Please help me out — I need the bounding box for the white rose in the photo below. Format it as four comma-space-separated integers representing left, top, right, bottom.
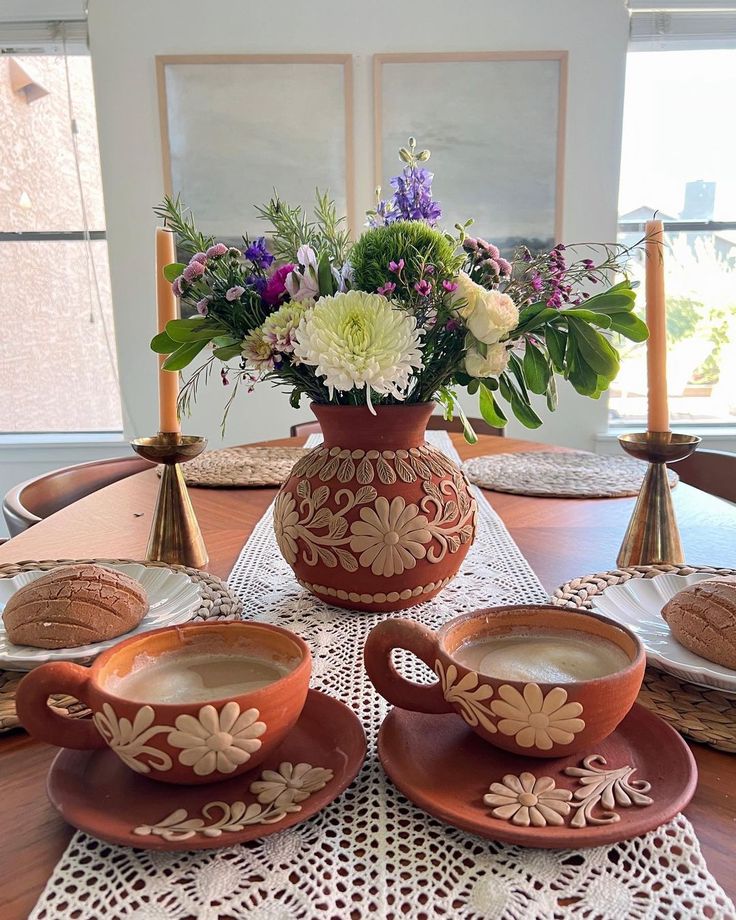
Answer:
465, 343, 510, 379
452, 271, 519, 345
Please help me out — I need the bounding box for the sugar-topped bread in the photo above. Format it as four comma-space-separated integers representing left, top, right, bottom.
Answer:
661, 576, 736, 670
3, 564, 148, 649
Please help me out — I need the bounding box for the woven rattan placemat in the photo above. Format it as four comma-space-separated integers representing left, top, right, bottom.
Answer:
158, 446, 308, 488
463, 450, 679, 498
0, 559, 243, 733
553, 563, 736, 753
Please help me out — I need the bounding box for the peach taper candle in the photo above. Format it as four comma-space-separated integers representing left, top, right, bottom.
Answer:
155, 227, 180, 434
645, 220, 669, 433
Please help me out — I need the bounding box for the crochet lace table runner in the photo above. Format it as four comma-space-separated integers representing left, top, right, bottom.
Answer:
30, 433, 733, 920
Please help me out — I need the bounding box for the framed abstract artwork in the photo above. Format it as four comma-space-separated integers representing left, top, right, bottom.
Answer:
374, 52, 567, 254
157, 54, 355, 240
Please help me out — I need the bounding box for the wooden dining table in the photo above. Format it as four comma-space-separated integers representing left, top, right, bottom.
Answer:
1, 433, 734, 918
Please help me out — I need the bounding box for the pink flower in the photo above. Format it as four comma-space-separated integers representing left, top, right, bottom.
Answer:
425, 264, 435, 275
206, 243, 228, 259
221, 368, 230, 386
478, 239, 500, 260
262, 264, 295, 306
377, 281, 396, 296
225, 286, 245, 302
388, 259, 405, 273
183, 261, 205, 282
196, 297, 210, 316
414, 280, 432, 297
191, 252, 208, 264
172, 277, 185, 297
497, 258, 512, 276
442, 280, 458, 293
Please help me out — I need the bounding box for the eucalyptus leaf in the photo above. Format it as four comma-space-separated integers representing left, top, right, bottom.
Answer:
561, 308, 613, 329
479, 383, 507, 428
508, 353, 531, 403
545, 325, 567, 372
509, 389, 542, 428
162, 339, 209, 371
609, 312, 650, 342
522, 340, 551, 395
163, 262, 186, 283
213, 344, 243, 361
567, 318, 620, 378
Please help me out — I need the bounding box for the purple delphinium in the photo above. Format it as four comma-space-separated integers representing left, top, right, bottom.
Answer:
246, 274, 268, 297
369, 164, 442, 227
244, 237, 275, 270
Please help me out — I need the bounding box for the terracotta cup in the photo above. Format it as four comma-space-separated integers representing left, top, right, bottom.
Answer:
16, 621, 311, 784
364, 605, 645, 758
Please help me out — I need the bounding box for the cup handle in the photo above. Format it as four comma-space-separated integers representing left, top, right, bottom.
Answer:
16, 661, 106, 750
364, 618, 453, 714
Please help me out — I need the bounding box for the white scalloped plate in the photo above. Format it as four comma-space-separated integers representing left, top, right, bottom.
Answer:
0, 564, 201, 670
589, 573, 736, 694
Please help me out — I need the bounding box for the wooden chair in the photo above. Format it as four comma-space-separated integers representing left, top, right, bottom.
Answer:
3, 456, 153, 538
290, 416, 505, 439
669, 449, 736, 504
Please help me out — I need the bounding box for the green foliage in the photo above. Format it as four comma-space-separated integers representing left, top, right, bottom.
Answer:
154, 196, 213, 256
351, 221, 463, 295
256, 189, 352, 266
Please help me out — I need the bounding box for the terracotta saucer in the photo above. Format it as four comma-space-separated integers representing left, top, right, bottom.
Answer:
47, 690, 366, 851
378, 703, 696, 849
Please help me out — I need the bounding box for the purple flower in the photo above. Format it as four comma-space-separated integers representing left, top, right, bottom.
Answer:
582, 258, 595, 269
371, 164, 442, 226
531, 273, 544, 292
225, 286, 245, 302
445, 319, 461, 332
442, 280, 458, 293
191, 252, 208, 264
183, 261, 205, 282
244, 237, 274, 270
414, 280, 432, 297
246, 274, 267, 296
171, 277, 185, 297
206, 243, 228, 259
377, 281, 396, 296
221, 368, 230, 386
483, 259, 500, 276
388, 259, 405, 273
196, 297, 210, 316
462, 237, 479, 252
424, 264, 435, 275
262, 264, 295, 306
497, 258, 512, 276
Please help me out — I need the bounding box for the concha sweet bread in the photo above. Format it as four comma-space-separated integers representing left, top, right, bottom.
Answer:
661, 576, 736, 670
3, 564, 148, 649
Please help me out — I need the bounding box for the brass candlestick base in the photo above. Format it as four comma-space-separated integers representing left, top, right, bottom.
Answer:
131, 433, 208, 569
616, 431, 700, 567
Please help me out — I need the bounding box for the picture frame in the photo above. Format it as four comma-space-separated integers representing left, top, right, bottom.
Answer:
373, 52, 568, 253
156, 54, 355, 241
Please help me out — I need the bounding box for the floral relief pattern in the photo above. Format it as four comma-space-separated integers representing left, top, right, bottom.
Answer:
169, 702, 267, 776
564, 754, 654, 828
434, 660, 496, 733
483, 772, 572, 827
132, 761, 334, 842
490, 683, 585, 750
484, 756, 653, 830
275, 443, 476, 581
93, 703, 173, 774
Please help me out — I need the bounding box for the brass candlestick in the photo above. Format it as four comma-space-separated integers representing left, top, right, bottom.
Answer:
616, 431, 700, 567
131, 433, 208, 568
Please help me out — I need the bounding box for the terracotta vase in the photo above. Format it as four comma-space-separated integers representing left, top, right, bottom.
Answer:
274, 402, 477, 612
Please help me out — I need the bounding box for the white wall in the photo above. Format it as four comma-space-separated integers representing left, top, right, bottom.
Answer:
87, 0, 630, 451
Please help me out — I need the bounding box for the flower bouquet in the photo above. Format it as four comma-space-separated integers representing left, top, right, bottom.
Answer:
152, 137, 646, 611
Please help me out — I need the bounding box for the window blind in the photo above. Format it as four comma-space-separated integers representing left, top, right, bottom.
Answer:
629, 1, 736, 48
0, 20, 88, 55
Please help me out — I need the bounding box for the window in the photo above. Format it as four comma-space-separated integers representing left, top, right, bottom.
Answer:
0, 45, 122, 433
610, 41, 736, 427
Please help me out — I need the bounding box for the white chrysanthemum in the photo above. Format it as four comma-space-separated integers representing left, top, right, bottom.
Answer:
293, 291, 423, 411
242, 329, 277, 371
452, 271, 519, 345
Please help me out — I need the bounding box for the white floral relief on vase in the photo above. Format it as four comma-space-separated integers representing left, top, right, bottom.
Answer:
483, 756, 653, 830
483, 772, 572, 827
133, 761, 334, 841
434, 660, 496, 733
490, 683, 585, 750
563, 754, 653, 828
93, 703, 173, 774
275, 445, 476, 577
169, 701, 267, 776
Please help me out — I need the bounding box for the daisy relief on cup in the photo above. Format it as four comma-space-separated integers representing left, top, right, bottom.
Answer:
168, 701, 267, 776
490, 684, 585, 750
